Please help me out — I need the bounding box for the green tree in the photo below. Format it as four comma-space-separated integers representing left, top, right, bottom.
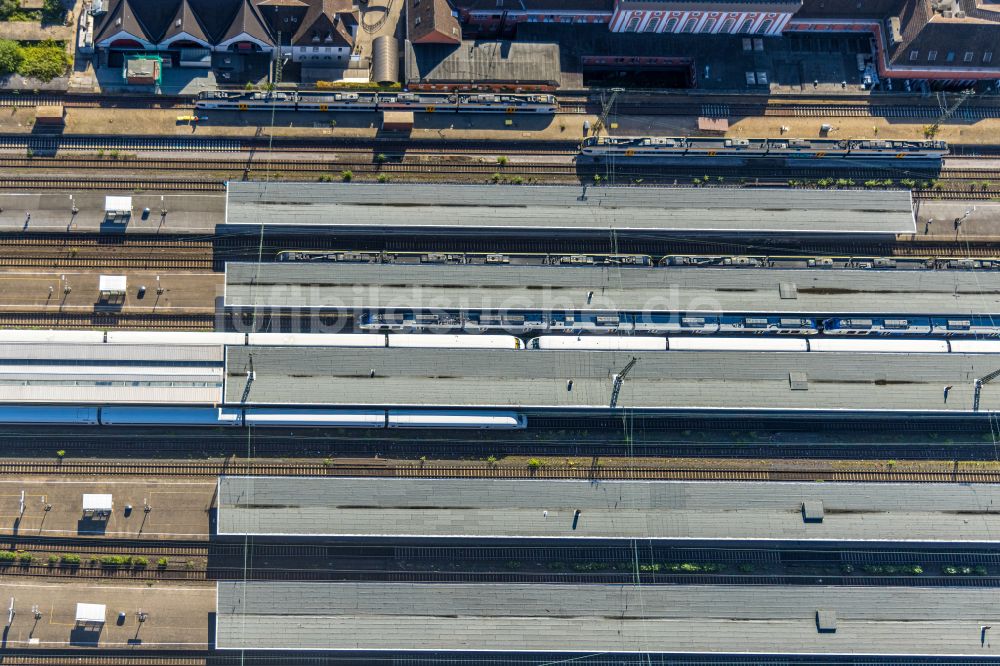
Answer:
0, 39, 23, 75
19, 43, 70, 82
42, 0, 66, 23
0, 0, 19, 19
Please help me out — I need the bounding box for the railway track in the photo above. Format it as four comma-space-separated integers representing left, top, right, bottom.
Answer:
0, 94, 194, 110
0, 460, 996, 482
0, 176, 225, 191
0, 536, 207, 557
0, 312, 215, 329
0, 236, 213, 267
0, 134, 579, 155
0, 657, 206, 666
8, 155, 998, 179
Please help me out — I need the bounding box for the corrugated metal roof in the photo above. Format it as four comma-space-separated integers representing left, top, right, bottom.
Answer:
224, 346, 997, 412
216, 582, 1000, 655
404, 40, 561, 84
224, 262, 1000, 314
0, 343, 223, 363
217, 477, 1000, 541
0, 342, 224, 405
225, 182, 915, 234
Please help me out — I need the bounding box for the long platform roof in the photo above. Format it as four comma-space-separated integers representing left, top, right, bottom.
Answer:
224, 182, 915, 234
225, 346, 999, 412
0, 342, 223, 404
217, 477, 1000, 542
223, 263, 1000, 315
216, 582, 1000, 655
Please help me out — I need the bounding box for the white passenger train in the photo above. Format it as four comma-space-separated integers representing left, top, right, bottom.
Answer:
0, 329, 994, 429
526, 335, 998, 353
0, 406, 527, 429
195, 90, 558, 114
4, 327, 999, 353
0, 330, 522, 349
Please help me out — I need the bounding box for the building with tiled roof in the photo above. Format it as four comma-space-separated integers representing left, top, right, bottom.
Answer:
289, 0, 359, 65
95, 0, 275, 51
93, 0, 362, 67
406, 0, 462, 44
160, 0, 212, 50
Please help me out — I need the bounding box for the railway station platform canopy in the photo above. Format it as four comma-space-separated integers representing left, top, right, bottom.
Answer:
223, 182, 916, 237
216, 581, 1000, 657
225, 346, 1000, 413
216, 477, 1000, 544
224, 262, 1000, 315
0, 340, 223, 404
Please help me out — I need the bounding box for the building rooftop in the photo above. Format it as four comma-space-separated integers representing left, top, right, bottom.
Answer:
216, 581, 1000, 655
217, 477, 1000, 542
224, 262, 1000, 315
406, 0, 462, 44
224, 183, 915, 235
224, 346, 999, 412
404, 40, 562, 85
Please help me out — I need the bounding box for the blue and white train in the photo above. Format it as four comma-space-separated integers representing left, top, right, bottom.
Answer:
195, 90, 557, 114
0, 406, 526, 429
1, 325, 1000, 428
580, 136, 948, 166
359, 311, 1000, 337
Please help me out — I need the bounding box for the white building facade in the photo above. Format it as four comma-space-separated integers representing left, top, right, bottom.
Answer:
609, 2, 800, 35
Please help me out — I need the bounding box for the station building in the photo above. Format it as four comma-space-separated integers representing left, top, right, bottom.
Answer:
90, 0, 360, 69
406, 0, 1000, 87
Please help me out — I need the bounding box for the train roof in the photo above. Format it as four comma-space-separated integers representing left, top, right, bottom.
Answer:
586, 136, 948, 151
224, 262, 1000, 316
216, 581, 1000, 656
224, 346, 1000, 413
224, 182, 915, 236
217, 476, 1000, 543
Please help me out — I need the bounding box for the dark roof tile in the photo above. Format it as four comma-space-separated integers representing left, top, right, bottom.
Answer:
408, 0, 462, 44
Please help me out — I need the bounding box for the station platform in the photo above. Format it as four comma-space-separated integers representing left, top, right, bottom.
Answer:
0, 191, 225, 235
0, 478, 214, 540
0, 270, 218, 314
0, 580, 212, 649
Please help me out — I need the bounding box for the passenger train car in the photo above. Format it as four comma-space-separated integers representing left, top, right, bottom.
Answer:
580, 136, 948, 167
359, 312, 1000, 337
526, 335, 1000, 354
0, 406, 527, 429
0, 328, 999, 428
196, 90, 557, 114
